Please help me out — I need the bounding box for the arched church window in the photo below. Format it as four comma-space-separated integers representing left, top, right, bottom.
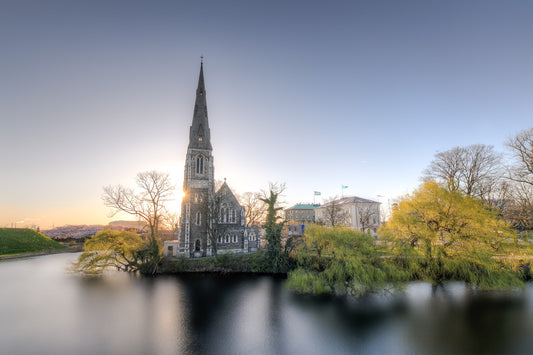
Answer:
195, 239, 201, 252
196, 155, 204, 174
227, 208, 233, 223
221, 204, 228, 223
195, 212, 201, 226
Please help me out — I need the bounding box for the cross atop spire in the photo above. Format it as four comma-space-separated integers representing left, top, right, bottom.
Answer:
188, 60, 212, 150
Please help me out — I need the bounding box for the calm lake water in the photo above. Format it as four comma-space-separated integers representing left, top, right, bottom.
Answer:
1, 253, 533, 355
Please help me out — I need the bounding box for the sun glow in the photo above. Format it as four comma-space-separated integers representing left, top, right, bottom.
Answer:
166, 188, 185, 218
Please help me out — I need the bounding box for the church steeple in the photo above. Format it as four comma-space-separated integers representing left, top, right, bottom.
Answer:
189, 59, 212, 150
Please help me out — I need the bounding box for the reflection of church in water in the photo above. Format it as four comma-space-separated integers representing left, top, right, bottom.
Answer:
164, 61, 260, 258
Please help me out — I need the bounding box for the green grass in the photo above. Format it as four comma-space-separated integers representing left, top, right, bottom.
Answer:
0, 228, 66, 256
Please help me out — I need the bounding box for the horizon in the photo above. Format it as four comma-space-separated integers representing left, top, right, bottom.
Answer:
2, 0, 533, 229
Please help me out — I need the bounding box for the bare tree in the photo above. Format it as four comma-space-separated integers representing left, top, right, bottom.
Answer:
422, 146, 464, 191
260, 182, 286, 220
423, 144, 503, 201
506, 127, 533, 186
102, 171, 174, 274
356, 204, 380, 233
502, 182, 533, 230
205, 193, 222, 256
103, 171, 175, 240
318, 196, 350, 227
238, 192, 267, 227
504, 128, 533, 230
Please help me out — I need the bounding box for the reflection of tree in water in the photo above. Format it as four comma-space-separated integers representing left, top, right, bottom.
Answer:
288, 291, 408, 340
267, 277, 285, 355
407, 283, 527, 354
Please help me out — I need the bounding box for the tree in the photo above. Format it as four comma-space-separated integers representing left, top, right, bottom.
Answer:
506, 127, 533, 186
73, 229, 151, 274
286, 225, 406, 296
261, 182, 289, 272
102, 170, 175, 274
504, 128, 533, 230
238, 191, 267, 227
423, 144, 503, 201
317, 196, 350, 227
355, 204, 380, 233
206, 193, 222, 256
379, 181, 523, 289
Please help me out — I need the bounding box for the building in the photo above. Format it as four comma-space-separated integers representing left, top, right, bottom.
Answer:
314, 196, 381, 236
283, 203, 318, 237
284, 203, 318, 224
164, 62, 259, 258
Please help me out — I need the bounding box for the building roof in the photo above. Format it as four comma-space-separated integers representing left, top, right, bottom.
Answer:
318, 196, 379, 208
286, 203, 320, 210
215, 180, 240, 206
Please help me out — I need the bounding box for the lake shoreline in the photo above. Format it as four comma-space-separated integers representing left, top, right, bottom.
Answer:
0, 246, 83, 261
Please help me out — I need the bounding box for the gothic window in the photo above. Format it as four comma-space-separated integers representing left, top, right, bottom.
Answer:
221, 204, 229, 223
195, 239, 201, 252
233, 234, 237, 243
249, 232, 255, 241
195, 212, 201, 226
194, 193, 199, 203
229, 209, 236, 224
196, 155, 204, 174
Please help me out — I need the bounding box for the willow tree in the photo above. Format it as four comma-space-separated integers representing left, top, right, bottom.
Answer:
379, 181, 523, 289
287, 225, 407, 296
73, 229, 148, 274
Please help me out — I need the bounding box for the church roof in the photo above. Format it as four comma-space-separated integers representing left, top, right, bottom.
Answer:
188, 60, 212, 150
215, 180, 241, 206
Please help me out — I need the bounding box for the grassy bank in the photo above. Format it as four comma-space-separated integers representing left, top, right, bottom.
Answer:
0, 228, 67, 256
159, 251, 292, 275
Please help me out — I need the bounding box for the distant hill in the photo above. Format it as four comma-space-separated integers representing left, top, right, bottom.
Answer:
0, 228, 66, 256
108, 220, 147, 230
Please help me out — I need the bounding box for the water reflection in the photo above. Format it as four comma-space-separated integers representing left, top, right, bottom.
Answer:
1, 254, 533, 355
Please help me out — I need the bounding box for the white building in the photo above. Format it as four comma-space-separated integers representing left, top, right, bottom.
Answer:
314, 196, 381, 236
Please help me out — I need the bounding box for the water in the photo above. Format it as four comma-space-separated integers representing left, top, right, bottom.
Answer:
1, 253, 533, 355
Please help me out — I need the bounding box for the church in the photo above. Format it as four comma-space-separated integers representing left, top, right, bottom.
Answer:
164, 62, 260, 258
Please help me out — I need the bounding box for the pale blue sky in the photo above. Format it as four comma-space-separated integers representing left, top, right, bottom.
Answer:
1, 0, 533, 227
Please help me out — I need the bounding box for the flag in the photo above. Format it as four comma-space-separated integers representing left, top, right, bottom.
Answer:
314, 191, 321, 196
377, 195, 384, 197
342, 185, 349, 189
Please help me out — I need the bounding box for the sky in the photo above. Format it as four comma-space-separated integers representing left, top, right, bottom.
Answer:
1, 0, 533, 228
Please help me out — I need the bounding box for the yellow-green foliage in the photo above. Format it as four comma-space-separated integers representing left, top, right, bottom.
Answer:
0, 228, 66, 256
379, 181, 524, 289
286, 225, 407, 296
73, 229, 149, 274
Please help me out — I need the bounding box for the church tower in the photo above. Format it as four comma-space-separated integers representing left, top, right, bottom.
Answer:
178, 60, 215, 257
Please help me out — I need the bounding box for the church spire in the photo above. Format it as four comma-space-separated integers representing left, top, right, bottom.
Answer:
189, 59, 212, 150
